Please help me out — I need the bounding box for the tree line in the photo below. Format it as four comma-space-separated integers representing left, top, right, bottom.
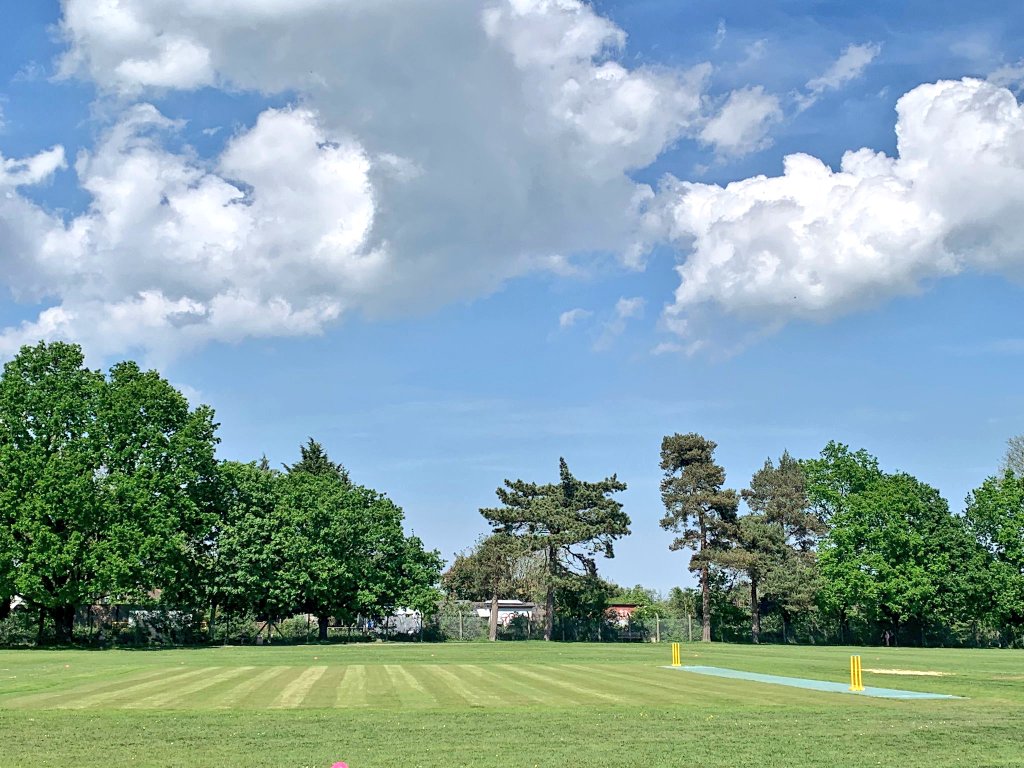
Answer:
0, 342, 441, 644
3, 341, 1023, 647
446, 434, 1024, 647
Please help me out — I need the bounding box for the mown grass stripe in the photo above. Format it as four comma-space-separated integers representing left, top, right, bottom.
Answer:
412, 665, 481, 707
507, 664, 621, 704
553, 663, 670, 705
269, 666, 328, 708
210, 666, 290, 709
60, 667, 215, 709
492, 663, 586, 705
422, 665, 496, 707
363, 665, 401, 709
458, 664, 549, 706
299, 665, 346, 708
3, 668, 170, 709
384, 665, 438, 708
126, 667, 252, 709
335, 664, 367, 708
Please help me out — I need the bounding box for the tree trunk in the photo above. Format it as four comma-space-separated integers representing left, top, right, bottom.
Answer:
317, 614, 329, 641
750, 578, 760, 644
700, 562, 711, 642
54, 605, 75, 644
488, 592, 499, 642
208, 603, 217, 642
0, 597, 10, 621
37, 608, 46, 645
699, 516, 711, 643
544, 584, 555, 641
543, 544, 555, 641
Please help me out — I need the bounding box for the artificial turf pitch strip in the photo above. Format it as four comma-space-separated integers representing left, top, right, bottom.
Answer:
667, 664, 962, 699
1, 643, 1022, 768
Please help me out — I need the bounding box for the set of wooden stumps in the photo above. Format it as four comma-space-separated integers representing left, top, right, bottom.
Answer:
849, 654, 864, 691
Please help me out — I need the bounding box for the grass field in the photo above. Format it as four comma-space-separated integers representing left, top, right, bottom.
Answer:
1, 642, 1022, 767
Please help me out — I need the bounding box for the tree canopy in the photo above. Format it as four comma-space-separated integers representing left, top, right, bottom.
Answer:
481, 458, 629, 641
659, 433, 738, 642
0, 342, 219, 641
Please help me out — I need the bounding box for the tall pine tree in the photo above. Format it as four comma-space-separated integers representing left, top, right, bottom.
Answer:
659, 433, 738, 643
481, 458, 629, 641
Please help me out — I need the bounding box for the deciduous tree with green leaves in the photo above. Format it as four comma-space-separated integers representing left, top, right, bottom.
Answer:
0, 342, 219, 643
965, 470, 1024, 639
659, 433, 738, 643
278, 443, 442, 640
443, 532, 529, 640
801, 441, 882, 523
209, 460, 296, 635
820, 471, 967, 642
481, 458, 629, 641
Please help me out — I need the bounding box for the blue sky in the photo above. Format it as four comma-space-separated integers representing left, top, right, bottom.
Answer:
2, 0, 1024, 592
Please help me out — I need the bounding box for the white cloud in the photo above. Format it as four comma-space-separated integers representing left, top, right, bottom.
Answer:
800, 42, 882, 109
0, 0, 759, 358
615, 296, 645, 320
0, 105, 375, 359
649, 78, 1024, 348
595, 296, 645, 349
989, 59, 1024, 92
713, 20, 726, 50
0, 146, 66, 187
559, 308, 592, 329
700, 86, 782, 156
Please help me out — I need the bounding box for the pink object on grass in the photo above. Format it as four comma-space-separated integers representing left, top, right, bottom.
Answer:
332, 763, 348, 768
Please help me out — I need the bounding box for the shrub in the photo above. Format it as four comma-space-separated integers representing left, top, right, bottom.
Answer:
211, 612, 260, 645
0, 611, 36, 646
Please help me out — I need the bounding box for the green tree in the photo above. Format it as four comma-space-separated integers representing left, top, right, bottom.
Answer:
819, 472, 961, 643
99, 360, 221, 613
284, 438, 350, 483
964, 470, 1024, 640
210, 461, 296, 634
659, 433, 738, 643
481, 458, 629, 641
443, 532, 528, 640
666, 586, 698, 620
745, 451, 825, 550
0, 342, 219, 643
608, 583, 658, 613
555, 573, 614, 639
801, 441, 882, 524
730, 451, 826, 643
715, 515, 784, 643
392, 535, 444, 632
277, 447, 441, 640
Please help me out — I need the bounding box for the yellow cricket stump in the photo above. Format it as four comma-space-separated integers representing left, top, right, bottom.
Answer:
671, 642, 681, 667
849, 654, 864, 692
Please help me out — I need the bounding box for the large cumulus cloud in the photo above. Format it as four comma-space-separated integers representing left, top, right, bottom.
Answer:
2, 0, 760, 357
650, 78, 1024, 348
4, 2, 1020, 359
